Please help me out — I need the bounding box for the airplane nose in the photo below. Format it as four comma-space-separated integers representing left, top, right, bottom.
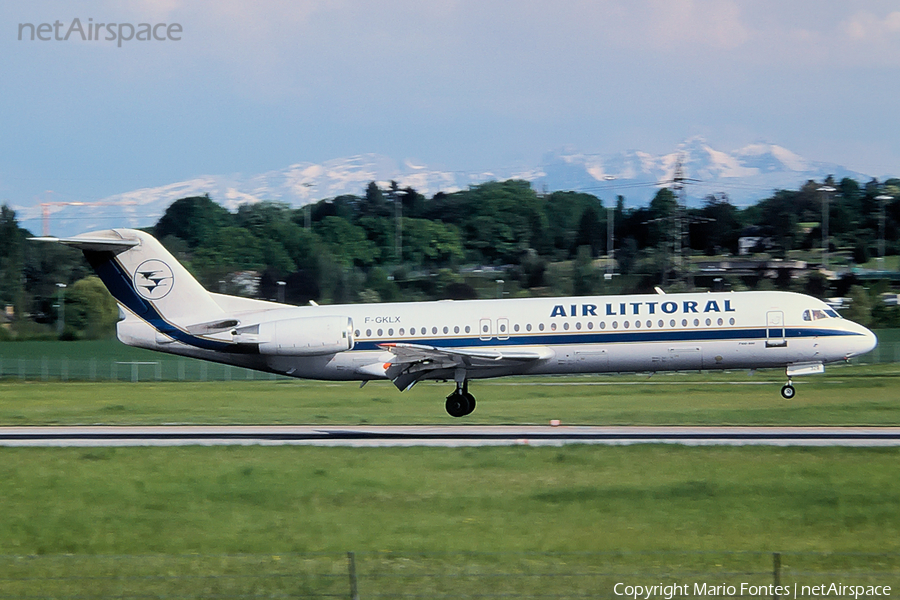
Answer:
863, 327, 878, 354
849, 325, 878, 359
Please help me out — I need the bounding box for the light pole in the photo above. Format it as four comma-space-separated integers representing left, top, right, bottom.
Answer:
301, 183, 314, 229
875, 195, 893, 271
277, 281, 286, 303
495, 279, 504, 299
55, 283, 67, 337
393, 188, 402, 263
817, 186, 836, 270
603, 177, 617, 280
606, 204, 615, 279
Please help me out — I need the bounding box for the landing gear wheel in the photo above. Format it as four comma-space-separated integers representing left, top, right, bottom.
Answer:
445, 392, 469, 418
445, 383, 475, 417
781, 384, 795, 399
463, 392, 476, 414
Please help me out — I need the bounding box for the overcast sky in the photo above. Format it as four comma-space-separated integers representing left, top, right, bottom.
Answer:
3, 0, 899, 217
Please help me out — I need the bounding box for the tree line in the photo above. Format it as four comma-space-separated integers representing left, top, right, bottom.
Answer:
2, 176, 900, 340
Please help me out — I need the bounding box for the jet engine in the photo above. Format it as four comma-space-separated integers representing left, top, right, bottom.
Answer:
255, 316, 354, 356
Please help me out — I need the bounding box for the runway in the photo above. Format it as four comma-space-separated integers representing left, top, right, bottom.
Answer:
1, 425, 899, 447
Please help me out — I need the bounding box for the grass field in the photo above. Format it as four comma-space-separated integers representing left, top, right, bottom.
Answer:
1, 361, 898, 596
1, 363, 899, 425
2, 445, 899, 555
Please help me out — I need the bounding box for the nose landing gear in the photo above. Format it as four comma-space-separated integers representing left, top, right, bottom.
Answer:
781, 377, 795, 399
446, 380, 476, 417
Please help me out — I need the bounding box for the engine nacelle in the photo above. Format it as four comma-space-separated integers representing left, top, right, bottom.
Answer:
257, 316, 354, 356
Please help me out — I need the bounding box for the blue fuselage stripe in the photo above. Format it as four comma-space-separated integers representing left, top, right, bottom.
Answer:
350, 327, 861, 352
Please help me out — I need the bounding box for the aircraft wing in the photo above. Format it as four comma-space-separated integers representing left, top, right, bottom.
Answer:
376, 342, 554, 391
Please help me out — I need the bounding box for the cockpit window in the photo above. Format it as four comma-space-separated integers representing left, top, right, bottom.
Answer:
804, 308, 841, 321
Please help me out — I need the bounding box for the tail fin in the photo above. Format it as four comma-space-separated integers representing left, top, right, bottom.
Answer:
37, 228, 229, 330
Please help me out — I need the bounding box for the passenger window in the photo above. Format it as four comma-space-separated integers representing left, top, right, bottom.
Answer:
600, 322, 606, 329
693, 319, 699, 327
551, 323, 557, 331
670, 320, 676, 327
612, 321, 618, 329
658, 320, 664, 328
539, 323, 545, 331
388, 328, 394, 336
514, 324, 520, 332
432, 327, 438, 335
634, 320, 640, 328
454, 326, 460, 334
526, 323, 532, 331
465, 325, 471, 333
355, 329, 360, 337
587, 322, 593, 330
624, 321, 630, 329
563, 323, 569, 330
366, 329, 372, 337
646, 320, 652, 328
443, 326, 449, 334
717, 318, 723, 326
377, 329, 383, 336
729, 318, 735, 325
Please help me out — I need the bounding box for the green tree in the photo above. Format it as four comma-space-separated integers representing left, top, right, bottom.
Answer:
545, 191, 603, 257
316, 216, 378, 267
65, 276, 119, 339
572, 245, 598, 295
402, 218, 464, 266
154, 195, 232, 249
0, 205, 25, 309
844, 285, 873, 327
575, 206, 604, 257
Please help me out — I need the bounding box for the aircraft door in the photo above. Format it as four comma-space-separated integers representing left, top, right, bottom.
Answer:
766, 311, 787, 347
479, 318, 492, 341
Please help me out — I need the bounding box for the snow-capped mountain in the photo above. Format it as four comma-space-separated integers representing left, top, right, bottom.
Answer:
30, 138, 872, 237
535, 137, 869, 205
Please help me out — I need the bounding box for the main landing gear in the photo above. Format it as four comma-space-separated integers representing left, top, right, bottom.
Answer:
446, 380, 476, 417
781, 377, 796, 399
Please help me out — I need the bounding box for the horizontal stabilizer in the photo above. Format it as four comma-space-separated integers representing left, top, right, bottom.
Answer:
29, 234, 139, 254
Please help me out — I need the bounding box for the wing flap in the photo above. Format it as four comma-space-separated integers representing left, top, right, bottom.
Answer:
377, 343, 553, 390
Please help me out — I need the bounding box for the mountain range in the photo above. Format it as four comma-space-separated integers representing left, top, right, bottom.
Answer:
31, 137, 871, 237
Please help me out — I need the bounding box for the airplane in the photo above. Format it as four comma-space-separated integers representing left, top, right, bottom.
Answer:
34, 228, 878, 417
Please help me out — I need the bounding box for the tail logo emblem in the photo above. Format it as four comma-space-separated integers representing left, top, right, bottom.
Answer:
133, 259, 174, 300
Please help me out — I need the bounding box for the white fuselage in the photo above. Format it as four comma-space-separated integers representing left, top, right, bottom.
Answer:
117, 290, 877, 382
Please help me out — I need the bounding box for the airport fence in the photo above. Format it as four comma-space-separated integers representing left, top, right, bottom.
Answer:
0, 331, 898, 382
0, 354, 286, 382
0, 551, 896, 599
